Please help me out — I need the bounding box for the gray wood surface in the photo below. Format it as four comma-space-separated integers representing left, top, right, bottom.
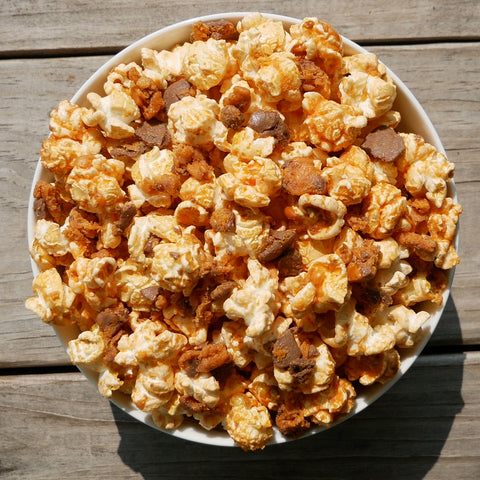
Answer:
1, 1, 479, 477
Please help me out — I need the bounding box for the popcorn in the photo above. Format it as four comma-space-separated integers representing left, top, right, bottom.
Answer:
168, 94, 228, 149
224, 258, 280, 338
399, 133, 455, 208
322, 146, 374, 205
289, 17, 343, 74
84, 89, 140, 139
130, 147, 178, 209
340, 53, 397, 118
66, 154, 125, 214
28, 14, 461, 451
223, 392, 273, 451
183, 38, 235, 90
302, 92, 367, 151
25, 268, 76, 325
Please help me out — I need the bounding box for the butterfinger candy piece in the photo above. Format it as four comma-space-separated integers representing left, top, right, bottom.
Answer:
190, 19, 238, 42
361, 126, 406, 162
248, 110, 290, 146
257, 229, 296, 263
163, 79, 194, 111
135, 121, 171, 149
115, 201, 137, 232
277, 248, 304, 278
210, 281, 237, 302
282, 158, 327, 196
220, 105, 245, 130
272, 328, 302, 369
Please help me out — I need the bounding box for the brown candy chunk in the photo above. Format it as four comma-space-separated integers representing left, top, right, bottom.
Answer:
220, 105, 245, 130
276, 403, 310, 437
139, 285, 161, 302
197, 343, 231, 373
190, 19, 238, 42
361, 126, 406, 162
115, 201, 137, 232
135, 121, 171, 149
282, 158, 327, 196
33, 197, 47, 221
257, 229, 296, 263
108, 140, 148, 161
288, 357, 315, 383
272, 329, 302, 369
346, 239, 381, 283
277, 249, 304, 278
163, 79, 194, 111
210, 281, 237, 302
248, 110, 290, 146
210, 206, 235, 232
395, 231, 438, 262
178, 349, 201, 378
180, 395, 211, 413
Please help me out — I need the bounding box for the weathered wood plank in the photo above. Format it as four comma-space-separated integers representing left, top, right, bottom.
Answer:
0, 352, 478, 479
2, 0, 480, 56
1, 43, 478, 368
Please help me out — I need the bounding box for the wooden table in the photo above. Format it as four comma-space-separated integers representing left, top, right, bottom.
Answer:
1, 1, 479, 478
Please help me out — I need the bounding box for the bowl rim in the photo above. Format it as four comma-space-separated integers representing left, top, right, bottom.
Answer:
27, 12, 458, 448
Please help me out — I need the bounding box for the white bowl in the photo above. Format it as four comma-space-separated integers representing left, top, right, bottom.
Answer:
28, 12, 458, 447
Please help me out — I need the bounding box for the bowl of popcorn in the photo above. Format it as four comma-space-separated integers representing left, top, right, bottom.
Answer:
26, 12, 462, 450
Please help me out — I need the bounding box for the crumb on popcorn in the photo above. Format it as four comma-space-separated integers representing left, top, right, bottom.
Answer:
26, 13, 461, 451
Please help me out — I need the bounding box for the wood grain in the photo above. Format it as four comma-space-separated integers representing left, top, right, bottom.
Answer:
1, 42, 478, 368
2, 0, 480, 57
0, 352, 478, 479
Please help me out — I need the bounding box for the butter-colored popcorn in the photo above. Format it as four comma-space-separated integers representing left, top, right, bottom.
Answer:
67, 324, 104, 366
308, 254, 349, 312
399, 133, 455, 208
84, 89, 140, 139
175, 371, 221, 409
289, 17, 343, 74
115, 317, 187, 366
230, 127, 275, 159
320, 299, 396, 355
223, 392, 273, 451
220, 321, 255, 368
183, 38, 235, 90
141, 45, 187, 88
361, 183, 407, 239
393, 272, 442, 306
48, 99, 92, 140
340, 53, 396, 118
131, 364, 175, 412
66, 154, 125, 214
373, 258, 412, 297
150, 228, 211, 295
25, 268, 76, 325
67, 256, 117, 311
205, 206, 270, 259
375, 305, 430, 348
128, 214, 182, 264
218, 153, 282, 208
130, 147, 178, 209
151, 392, 186, 430
344, 348, 400, 386
168, 94, 228, 150
234, 13, 286, 62
179, 177, 215, 209
40, 130, 104, 178
103, 62, 142, 95
174, 200, 210, 227
376, 237, 402, 269
302, 376, 356, 424
97, 367, 124, 398
428, 197, 462, 269
322, 146, 374, 205
298, 194, 347, 240
30, 219, 70, 266
163, 300, 208, 346
249, 370, 281, 411
302, 92, 367, 152
224, 258, 281, 338
241, 52, 302, 107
